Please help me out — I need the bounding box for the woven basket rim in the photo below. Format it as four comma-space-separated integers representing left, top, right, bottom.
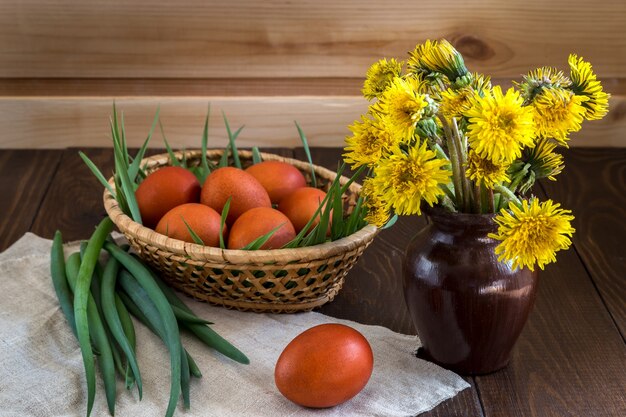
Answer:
104, 149, 379, 264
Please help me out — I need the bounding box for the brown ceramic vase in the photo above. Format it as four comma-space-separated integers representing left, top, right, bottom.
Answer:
402, 206, 539, 375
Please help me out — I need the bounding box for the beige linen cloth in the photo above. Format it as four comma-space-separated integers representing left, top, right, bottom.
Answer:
0, 233, 468, 417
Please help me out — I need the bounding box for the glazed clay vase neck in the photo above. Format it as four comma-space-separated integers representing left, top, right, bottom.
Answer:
402, 207, 539, 375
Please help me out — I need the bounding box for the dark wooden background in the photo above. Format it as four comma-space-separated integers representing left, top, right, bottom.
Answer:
1, 147, 624, 416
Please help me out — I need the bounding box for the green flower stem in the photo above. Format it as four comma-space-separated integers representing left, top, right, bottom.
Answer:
494, 192, 502, 211
432, 143, 449, 162
438, 116, 463, 209
508, 163, 530, 194
439, 183, 456, 202
432, 132, 445, 148
479, 184, 495, 214
451, 118, 472, 212
473, 184, 482, 214
486, 187, 495, 213
494, 184, 522, 208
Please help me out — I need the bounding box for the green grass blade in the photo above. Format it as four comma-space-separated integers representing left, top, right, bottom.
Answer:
346, 195, 365, 235
200, 105, 211, 181
313, 189, 333, 244
181, 149, 188, 168
79, 152, 116, 199
113, 175, 130, 216
111, 120, 143, 223
188, 166, 205, 184
222, 112, 243, 169
281, 192, 331, 248
219, 198, 231, 249
241, 223, 283, 250
218, 142, 230, 168
181, 216, 205, 245
295, 121, 316, 187
120, 111, 129, 167
252, 147, 262, 164
330, 182, 344, 240
128, 106, 160, 182
111, 103, 122, 159
340, 164, 366, 195
160, 120, 182, 167
381, 213, 399, 229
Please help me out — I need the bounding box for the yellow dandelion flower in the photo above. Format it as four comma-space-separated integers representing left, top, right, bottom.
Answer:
440, 73, 491, 119
440, 88, 473, 119
378, 77, 429, 140
405, 71, 443, 96
568, 54, 610, 120
371, 142, 451, 215
529, 138, 564, 181
362, 58, 404, 100
516, 67, 572, 101
465, 86, 536, 163
343, 115, 397, 168
407, 39, 468, 81
466, 150, 509, 188
489, 199, 575, 271
361, 178, 391, 227
507, 139, 565, 194
531, 87, 588, 145
527, 67, 571, 87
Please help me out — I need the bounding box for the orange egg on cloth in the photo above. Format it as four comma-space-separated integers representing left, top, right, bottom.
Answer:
274, 323, 374, 408
135, 166, 201, 229
201, 167, 271, 225
245, 161, 306, 204
155, 203, 224, 247
227, 207, 296, 249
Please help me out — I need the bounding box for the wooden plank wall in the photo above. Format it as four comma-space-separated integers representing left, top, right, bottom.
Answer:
1, 0, 625, 148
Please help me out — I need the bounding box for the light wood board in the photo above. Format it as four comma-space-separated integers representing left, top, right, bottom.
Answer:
1, 96, 623, 148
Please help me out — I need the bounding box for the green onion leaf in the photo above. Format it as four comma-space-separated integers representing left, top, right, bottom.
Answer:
241, 223, 284, 250
160, 120, 182, 167
219, 198, 231, 249
128, 106, 159, 182
79, 151, 116, 199
222, 112, 244, 169
252, 146, 262, 164
295, 121, 317, 187
200, 104, 212, 181
181, 216, 205, 246
381, 213, 399, 229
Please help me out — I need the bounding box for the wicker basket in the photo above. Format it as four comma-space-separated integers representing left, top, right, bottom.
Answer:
104, 149, 378, 313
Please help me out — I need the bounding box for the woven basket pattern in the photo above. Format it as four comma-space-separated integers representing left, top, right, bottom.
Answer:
104, 150, 378, 313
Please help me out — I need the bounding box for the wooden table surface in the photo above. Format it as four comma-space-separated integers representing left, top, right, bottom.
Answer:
1, 147, 625, 417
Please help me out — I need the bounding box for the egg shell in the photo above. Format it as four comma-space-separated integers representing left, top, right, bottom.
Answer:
200, 167, 271, 225
227, 207, 296, 249
274, 323, 374, 408
277, 187, 328, 234
155, 203, 225, 247
135, 166, 201, 229
245, 161, 307, 204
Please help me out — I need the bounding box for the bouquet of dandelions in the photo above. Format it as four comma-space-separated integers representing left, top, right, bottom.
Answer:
344, 39, 609, 272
